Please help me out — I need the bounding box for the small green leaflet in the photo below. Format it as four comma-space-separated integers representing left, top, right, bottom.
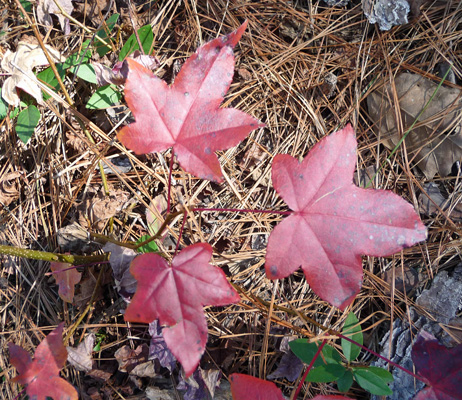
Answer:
336, 369, 353, 392
63, 40, 92, 69
341, 312, 363, 362
16, 105, 40, 143
86, 85, 121, 109
305, 363, 346, 383
136, 235, 159, 254
119, 24, 154, 60
352, 367, 393, 396
95, 13, 120, 57
68, 64, 97, 84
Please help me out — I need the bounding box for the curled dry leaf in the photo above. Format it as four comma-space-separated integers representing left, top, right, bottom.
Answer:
77, 187, 129, 230
37, 0, 74, 34
368, 72, 462, 178
1, 41, 65, 106
0, 171, 22, 206
418, 182, 462, 222
50, 261, 82, 303
67, 333, 95, 372
114, 344, 149, 373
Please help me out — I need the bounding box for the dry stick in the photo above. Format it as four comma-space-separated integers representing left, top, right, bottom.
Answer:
127, 0, 144, 54
0, 244, 108, 265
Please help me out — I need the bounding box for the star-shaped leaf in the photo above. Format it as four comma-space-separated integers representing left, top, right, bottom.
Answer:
124, 243, 240, 376
265, 125, 427, 309
8, 323, 78, 400
117, 21, 264, 182
412, 331, 462, 400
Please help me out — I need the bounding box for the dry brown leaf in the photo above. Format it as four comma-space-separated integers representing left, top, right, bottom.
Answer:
368, 72, 462, 178
67, 333, 95, 372
50, 261, 82, 303
0, 171, 22, 206
78, 188, 129, 230
418, 182, 462, 221
1, 42, 65, 106
37, 0, 74, 34
114, 344, 149, 373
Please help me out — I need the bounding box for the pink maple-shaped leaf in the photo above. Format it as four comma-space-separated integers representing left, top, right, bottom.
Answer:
124, 243, 240, 377
8, 323, 78, 400
230, 374, 353, 400
50, 261, 82, 303
411, 331, 462, 400
117, 21, 264, 182
265, 124, 427, 309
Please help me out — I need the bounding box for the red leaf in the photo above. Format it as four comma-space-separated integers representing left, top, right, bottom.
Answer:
411, 331, 462, 400
265, 125, 427, 309
230, 374, 285, 400
229, 374, 352, 400
8, 323, 78, 400
117, 21, 264, 182
124, 243, 240, 376
50, 261, 82, 303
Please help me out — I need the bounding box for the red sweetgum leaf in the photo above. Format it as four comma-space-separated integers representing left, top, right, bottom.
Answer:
50, 261, 82, 303
8, 323, 78, 400
265, 124, 427, 309
124, 243, 240, 377
230, 374, 284, 400
117, 21, 264, 182
411, 331, 462, 400
230, 374, 353, 400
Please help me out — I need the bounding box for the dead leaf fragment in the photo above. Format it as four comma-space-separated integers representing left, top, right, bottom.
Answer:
1, 42, 65, 106
0, 171, 22, 206
368, 72, 462, 178
67, 333, 95, 372
114, 344, 149, 373
103, 242, 137, 296
77, 188, 129, 230
419, 182, 462, 221
37, 0, 74, 34
50, 261, 82, 303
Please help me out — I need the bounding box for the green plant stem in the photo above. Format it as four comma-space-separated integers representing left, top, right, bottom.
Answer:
0, 244, 108, 265
133, 211, 183, 250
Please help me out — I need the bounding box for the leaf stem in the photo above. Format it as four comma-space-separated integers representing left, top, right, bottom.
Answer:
292, 339, 327, 399
192, 207, 291, 215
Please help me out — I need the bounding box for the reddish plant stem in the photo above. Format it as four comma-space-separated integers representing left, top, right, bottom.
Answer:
292, 339, 327, 399
45, 261, 110, 276
166, 152, 175, 214
336, 332, 424, 383
192, 207, 291, 215
174, 211, 188, 257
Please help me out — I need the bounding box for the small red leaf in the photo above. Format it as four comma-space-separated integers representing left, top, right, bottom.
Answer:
117, 21, 264, 182
50, 261, 82, 303
124, 243, 240, 376
230, 374, 285, 400
412, 331, 462, 400
265, 125, 427, 309
229, 374, 352, 400
9, 323, 78, 400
